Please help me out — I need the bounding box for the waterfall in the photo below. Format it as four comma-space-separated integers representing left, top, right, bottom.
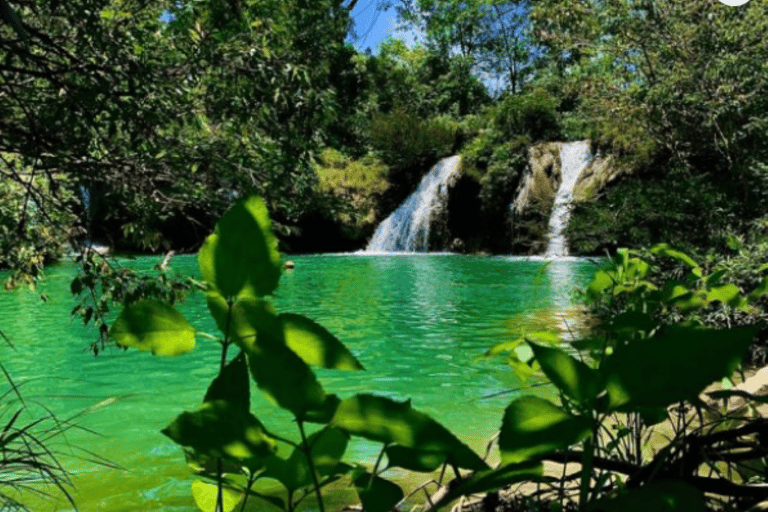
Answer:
366, 155, 461, 252
544, 141, 591, 258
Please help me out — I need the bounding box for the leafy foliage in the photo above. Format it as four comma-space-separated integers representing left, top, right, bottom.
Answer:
109, 195, 487, 512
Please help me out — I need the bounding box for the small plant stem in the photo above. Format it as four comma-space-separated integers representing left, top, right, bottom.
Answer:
369, 444, 388, 489
216, 458, 224, 512
215, 301, 235, 511
239, 471, 256, 512
578, 433, 595, 512
297, 420, 325, 512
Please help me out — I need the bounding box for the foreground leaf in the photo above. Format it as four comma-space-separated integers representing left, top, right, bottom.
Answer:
110, 299, 195, 356
198, 196, 281, 298
605, 326, 756, 409
330, 394, 486, 471
499, 396, 591, 464
162, 400, 276, 471
352, 470, 404, 512
191, 480, 242, 512
529, 342, 602, 404
203, 352, 249, 411
262, 426, 349, 492
279, 313, 364, 370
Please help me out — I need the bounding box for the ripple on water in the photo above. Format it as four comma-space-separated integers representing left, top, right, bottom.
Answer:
0, 253, 596, 511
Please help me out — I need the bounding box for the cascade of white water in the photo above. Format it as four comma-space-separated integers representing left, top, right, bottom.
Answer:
366, 155, 461, 252
544, 141, 591, 258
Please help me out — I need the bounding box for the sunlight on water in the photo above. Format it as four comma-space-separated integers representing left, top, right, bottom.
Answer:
0, 254, 596, 511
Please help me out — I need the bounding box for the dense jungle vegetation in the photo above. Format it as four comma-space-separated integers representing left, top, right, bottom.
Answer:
3, 0, 768, 511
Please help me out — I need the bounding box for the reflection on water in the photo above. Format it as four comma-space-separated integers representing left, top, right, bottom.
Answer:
0, 254, 596, 511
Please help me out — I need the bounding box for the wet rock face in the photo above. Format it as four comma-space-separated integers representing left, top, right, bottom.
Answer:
515, 142, 562, 215
509, 141, 623, 255
510, 143, 561, 255
572, 153, 624, 202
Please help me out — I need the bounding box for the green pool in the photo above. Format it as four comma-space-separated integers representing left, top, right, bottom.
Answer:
0, 253, 597, 511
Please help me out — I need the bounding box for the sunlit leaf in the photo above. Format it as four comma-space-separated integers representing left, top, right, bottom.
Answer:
586, 269, 614, 301
605, 326, 756, 409
650, 244, 702, 275
198, 196, 281, 298
222, 298, 326, 417
162, 400, 276, 471
499, 396, 591, 464
706, 284, 743, 308
279, 313, 364, 370
191, 480, 242, 512
330, 394, 487, 471
110, 299, 195, 356
529, 342, 602, 404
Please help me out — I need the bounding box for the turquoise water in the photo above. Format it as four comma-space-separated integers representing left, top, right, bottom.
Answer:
0, 254, 597, 511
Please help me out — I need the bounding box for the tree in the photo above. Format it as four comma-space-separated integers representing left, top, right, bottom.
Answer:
0, 0, 360, 263
397, 0, 538, 94
531, 0, 768, 191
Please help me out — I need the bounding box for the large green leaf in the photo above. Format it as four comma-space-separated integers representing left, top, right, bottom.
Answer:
587, 480, 705, 512
203, 352, 249, 411
529, 342, 602, 404
499, 396, 591, 464
279, 313, 364, 371
161, 400, 276, 471
198, 196, 281, 299
262, 426, 349, 492
352, 470, 404, 512
110, 299, 195, 356
221, 298, 326, 417
191, 480, 242, 512
247, 341, 326, 418
330, 394, 487, 471
605, 326, 756, 410
429, 461, 544, 510
650, 244, 702, 275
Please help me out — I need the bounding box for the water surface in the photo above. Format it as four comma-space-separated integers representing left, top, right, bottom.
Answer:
0, 254, 597, 511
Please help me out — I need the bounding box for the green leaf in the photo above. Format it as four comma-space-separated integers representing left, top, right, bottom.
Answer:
279, 313, 364, 370
110, 299, 195, 356
198, 196, 281, 298
262, 426, 349, 492
161, 400, 276, 471
706, 284, 743, 308
304, 394, 342, 424
384, 445, 447, 473
650, 244, 702, 275
247, 341, 326, 418
224, 298, 326, 417
605, 326, 756, 410
587, 480, 705, 512
748, 276, 768, 302
203, 352, 249, 411
330, 394, 487, 471
499, 396, 591, 464
352, 470, 404, 512
191, 480, 242, 512
429, 461, 544, 510
586, 269, 614, 301
529, 343, 602, 404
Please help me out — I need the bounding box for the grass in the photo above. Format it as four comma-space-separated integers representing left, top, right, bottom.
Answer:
315, 148, 388, 196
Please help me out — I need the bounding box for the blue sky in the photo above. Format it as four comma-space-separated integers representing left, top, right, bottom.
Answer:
347, 1, 423, 54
